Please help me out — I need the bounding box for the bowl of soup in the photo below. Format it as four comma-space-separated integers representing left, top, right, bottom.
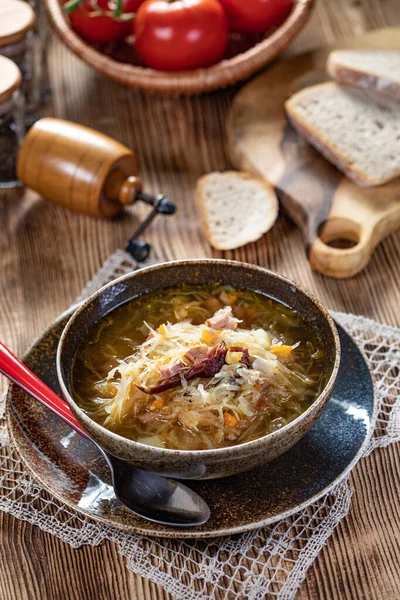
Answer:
57, 259, 340, 480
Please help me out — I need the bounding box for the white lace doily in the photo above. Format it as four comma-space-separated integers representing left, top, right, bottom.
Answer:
1, 250, 399, 600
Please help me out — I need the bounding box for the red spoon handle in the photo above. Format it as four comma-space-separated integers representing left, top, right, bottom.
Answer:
0, 341, 88, 438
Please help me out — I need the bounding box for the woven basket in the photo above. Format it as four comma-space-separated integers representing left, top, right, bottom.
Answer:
44, 0, 314, 95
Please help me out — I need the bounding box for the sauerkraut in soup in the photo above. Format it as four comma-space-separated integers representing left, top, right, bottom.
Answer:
72, 285, 328, 450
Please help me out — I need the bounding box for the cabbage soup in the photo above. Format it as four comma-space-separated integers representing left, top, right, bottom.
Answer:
72, 284, 328, 450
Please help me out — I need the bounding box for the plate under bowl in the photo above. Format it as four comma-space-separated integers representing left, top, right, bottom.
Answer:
6, 311, 374, 538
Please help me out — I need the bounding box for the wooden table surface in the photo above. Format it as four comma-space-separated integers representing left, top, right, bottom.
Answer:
1, 1, 400, 598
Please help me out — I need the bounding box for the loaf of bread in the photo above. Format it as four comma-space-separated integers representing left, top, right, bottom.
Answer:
196, 171, 278, 250
285, 82, 400, 187
327, 50, 400, 103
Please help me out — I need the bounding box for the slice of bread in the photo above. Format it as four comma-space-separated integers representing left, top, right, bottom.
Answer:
285, 82, 400, 187
328, 50, 400, 103
196, 171, 278, 250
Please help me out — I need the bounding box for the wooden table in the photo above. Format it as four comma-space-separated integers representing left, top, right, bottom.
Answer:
1, 1, 400, 598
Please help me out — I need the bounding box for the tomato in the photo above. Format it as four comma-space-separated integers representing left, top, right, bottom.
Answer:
67, 0, 143, 44
134, 0, 228, 71
124, 0, 145, 12
220, 0, 293, 35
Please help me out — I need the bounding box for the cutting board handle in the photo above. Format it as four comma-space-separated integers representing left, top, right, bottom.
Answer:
309, 216, 374, 279
228, 27, 400, 278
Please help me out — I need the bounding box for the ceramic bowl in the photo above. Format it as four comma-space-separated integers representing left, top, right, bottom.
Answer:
57, 259, 340, 480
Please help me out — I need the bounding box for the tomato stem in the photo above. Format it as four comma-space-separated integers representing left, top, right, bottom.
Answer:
64, 0, 85, 13
113, 0, 122, 17
64, 0, 135, 20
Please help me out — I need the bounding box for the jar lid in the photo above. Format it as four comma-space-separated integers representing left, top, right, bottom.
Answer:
0, 55, 22, 103
0, 0, 36, 47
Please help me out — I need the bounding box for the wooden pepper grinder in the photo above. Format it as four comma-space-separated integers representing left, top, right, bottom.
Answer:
16, 118, 175, 261
16, 117, 174, 219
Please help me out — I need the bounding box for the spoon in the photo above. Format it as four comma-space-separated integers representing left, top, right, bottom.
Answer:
0, 341, 210, 527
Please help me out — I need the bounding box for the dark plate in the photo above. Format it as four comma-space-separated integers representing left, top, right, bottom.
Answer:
6, 310, 375, 539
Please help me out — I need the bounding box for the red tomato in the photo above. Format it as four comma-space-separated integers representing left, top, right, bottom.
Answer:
124, 0, 145, 12
134, 0, 228, 71
67, 0, 143, 44
220, 0, 293, 35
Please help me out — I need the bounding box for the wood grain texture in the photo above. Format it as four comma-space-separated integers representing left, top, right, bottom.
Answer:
1, 0, 400, 598
228, 28, 400, 278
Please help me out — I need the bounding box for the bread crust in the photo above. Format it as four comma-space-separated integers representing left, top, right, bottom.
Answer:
328, 52, 400, 103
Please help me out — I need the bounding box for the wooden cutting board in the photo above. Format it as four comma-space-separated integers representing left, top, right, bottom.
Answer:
228, 27, 400, 278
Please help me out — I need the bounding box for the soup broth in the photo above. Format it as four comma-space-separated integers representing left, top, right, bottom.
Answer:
72, 285, 328, 450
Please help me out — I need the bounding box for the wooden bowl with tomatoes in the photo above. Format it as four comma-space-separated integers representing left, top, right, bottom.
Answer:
44, 0, 314, 95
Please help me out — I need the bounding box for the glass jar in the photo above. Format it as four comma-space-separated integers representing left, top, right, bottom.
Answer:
26, 0, 49, 41
0, 0, 40, 119
0, 56, 25, 189
25, 0, 51, 101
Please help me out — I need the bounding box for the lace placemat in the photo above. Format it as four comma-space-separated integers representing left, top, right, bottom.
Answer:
1, 250, 399, 600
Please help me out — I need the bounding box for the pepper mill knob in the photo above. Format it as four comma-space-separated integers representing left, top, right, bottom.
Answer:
16, 118, 149, 219
119, 176, 142, 205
